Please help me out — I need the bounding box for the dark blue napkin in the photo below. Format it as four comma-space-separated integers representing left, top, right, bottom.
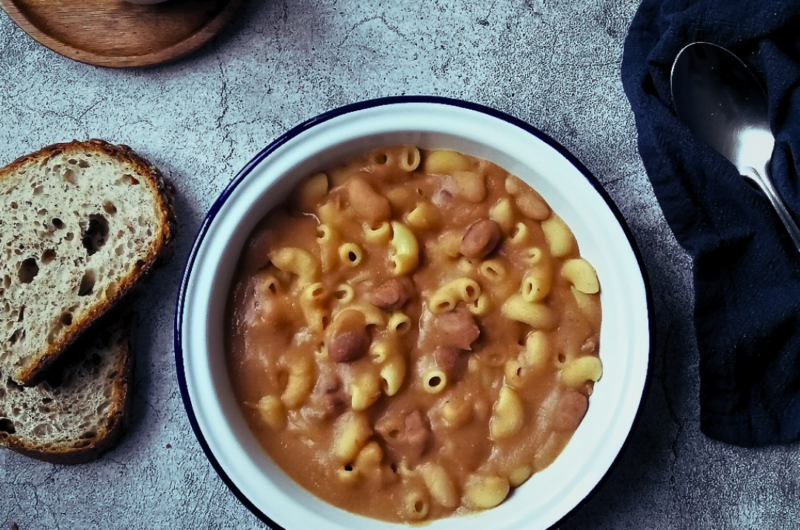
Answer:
621, 0, 800, 447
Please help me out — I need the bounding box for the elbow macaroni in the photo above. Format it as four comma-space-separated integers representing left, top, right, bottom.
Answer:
561, 356, 603, 388
521, 246, 545, 265
281, 356, 315, 409
468, 293, 492, 316
348, 177, 391, 225
257, 395, 286, 430
506, 175, 549, 220
318, 199, 346, 228
439, 231, 463, 258
364, 221, 392, 244
421, 463, 459, 508
521, 263, 552, 303
354, 441, 384, 480
451, 171, 486, 203
406, 201, 440, 230
370, 337, 400, 364
489, 198, 515, 233
479, 259, 506, 282
440, 397, 473, 428
300, 282, 328, 333
501, 294, 557, 330
428, 278, 481, 314
339, 242, 364, 267
508, 465, 533, 487
333, 412, 372, 463
504, 359, 524, 389
295, 172, 329, 211
399, 145, 421, 172
342, 302, 386, 327
380, 354, 406, 396
317, 224, 341, 272
508, 222, 531, 247
463, 475, 510, 510
333, 283, 355, 304
390, 222, 419, 275
403, 487, 430, 520
271, 247, 321, 286
387, 311, 411, 335
350, 371, 381, 411
572, 286, 601, 324
542, 215, 575, 258
255, 271, 282, 298
489, 386, 524, 440
561, 258, 600, 294
422, 369, 447, 394
422, 149, 471, 175
521, 331, 551, 369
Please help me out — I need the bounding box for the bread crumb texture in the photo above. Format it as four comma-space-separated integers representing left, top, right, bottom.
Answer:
0, 322, 129, 458
0, 141, 170, 384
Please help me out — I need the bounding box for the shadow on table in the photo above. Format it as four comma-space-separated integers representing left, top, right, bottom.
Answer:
121, 159, 204, 455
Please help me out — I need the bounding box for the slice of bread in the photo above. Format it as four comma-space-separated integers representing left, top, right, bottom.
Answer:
0, 140, 175, 386
0, 315, 135, 464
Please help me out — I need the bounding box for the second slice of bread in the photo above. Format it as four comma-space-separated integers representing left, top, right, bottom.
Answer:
0, 140, 175, 386
0, 315, 135, 464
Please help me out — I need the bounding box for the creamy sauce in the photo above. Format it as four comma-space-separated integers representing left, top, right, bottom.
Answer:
225, 146, 602, 522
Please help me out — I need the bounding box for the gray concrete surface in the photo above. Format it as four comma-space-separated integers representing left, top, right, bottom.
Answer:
1, 0, 798, 528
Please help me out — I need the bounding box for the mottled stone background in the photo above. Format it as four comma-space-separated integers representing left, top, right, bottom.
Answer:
1, 0, 798, 528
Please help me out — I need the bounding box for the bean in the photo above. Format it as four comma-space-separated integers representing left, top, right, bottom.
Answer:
460, 219, 502, 258
329, 330, 370, 363
364, 277, 415, 310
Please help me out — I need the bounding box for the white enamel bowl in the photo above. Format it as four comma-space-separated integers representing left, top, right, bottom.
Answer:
175, 97, 652, 530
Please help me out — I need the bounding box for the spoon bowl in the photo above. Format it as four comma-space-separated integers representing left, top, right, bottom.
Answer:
671, 42, 800, 251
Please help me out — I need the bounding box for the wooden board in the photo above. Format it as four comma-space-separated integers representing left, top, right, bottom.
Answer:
0, 0, 245, 68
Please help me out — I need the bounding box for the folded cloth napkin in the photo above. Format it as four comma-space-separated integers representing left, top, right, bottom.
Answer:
621, 0, 800, 447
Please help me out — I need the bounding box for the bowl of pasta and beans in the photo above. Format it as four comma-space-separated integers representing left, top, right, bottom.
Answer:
176, 96, 652, 530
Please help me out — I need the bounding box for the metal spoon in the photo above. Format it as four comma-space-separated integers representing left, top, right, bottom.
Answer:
671, 42, 800, 251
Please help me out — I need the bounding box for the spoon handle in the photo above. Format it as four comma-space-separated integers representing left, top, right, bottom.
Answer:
748, 165, 800, 252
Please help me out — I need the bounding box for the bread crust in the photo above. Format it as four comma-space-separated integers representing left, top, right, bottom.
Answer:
0, 314, 136, 464
0, 139, 176, 386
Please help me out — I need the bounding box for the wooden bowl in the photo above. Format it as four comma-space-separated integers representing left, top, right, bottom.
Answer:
0, 0, 245, 68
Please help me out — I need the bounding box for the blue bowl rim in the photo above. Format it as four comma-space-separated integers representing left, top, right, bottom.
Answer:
173, 95, 655, 530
